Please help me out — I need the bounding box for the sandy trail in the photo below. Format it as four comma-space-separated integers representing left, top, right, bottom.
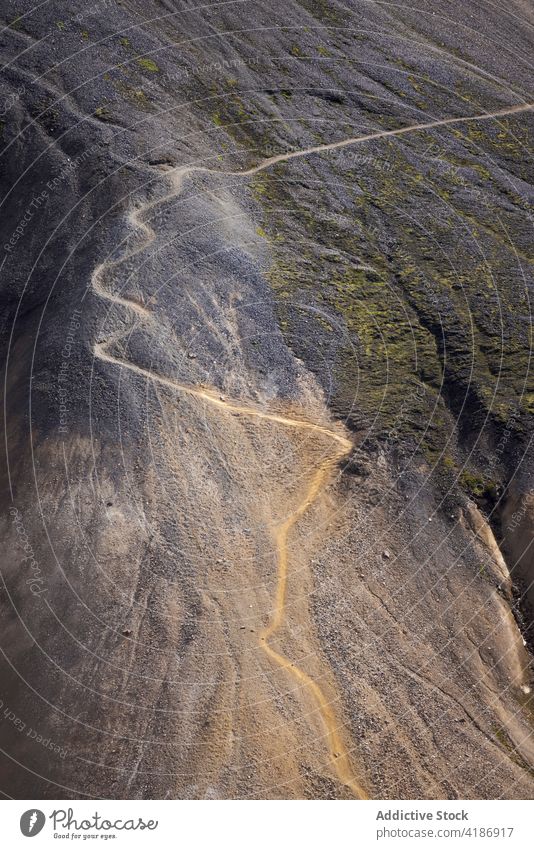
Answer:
259, 456, 367, 798
95, 343, 351, 448
91, 102, 532, 799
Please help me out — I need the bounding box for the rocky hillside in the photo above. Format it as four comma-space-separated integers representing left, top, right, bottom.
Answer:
0, 0, 533, 799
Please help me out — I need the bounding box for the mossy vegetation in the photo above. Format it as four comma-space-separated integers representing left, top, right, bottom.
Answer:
297, 0, 343, 24
459, 470, 497, 501
94, 105, 113, 121
198, 53, 532, 469
136, 57, 160, 73
115, 81, 152, 110
254, 135, 531, 458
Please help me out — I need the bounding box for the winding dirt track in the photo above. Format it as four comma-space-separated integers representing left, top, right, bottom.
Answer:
91, 102, 533, 799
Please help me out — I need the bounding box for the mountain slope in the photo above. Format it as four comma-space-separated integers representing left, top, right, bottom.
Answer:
0, 0, 533, 799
